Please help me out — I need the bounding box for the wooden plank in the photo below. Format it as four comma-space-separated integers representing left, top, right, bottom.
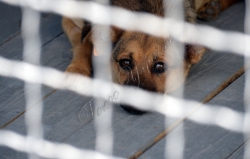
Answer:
1, 88, 167, 158
0, 2, 21, 45
0, 33, 72, 128
140, 3, 247, 159
0, 90, 94, 159
139, 70, 246, 159
0, 1, 246, 159
0, 10, 72, 158
184, 1, 245, 101
0, 148, 27, 159
227, 139, 248, 159
0, 14, 72, 128
0, 37, 72, 159
0, 2, 50, 46
0, 14, 64, 60
183, 74, 245, 159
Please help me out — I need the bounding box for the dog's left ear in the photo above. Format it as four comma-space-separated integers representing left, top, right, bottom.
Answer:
110, 27, 123, 42
92, 26, 123, 56
185, 45, 206, 64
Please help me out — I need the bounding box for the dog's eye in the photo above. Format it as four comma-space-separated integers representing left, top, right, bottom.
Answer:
119, 59, 133, 71
153, 62, 167, 74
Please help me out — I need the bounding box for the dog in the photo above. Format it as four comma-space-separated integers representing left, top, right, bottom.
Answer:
62, 0, 242, 114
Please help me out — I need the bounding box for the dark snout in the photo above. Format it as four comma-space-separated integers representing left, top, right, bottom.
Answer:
120, 77, 156, 115
120, 104, 147, 115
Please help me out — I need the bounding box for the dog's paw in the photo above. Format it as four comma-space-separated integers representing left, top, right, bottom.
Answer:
62, 17, 82, 47
197, 0, 221, 21
66, 65, 92, 77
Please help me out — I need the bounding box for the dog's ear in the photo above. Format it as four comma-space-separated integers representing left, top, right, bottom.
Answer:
185, 45, 206, 64
83, 26, 123, 56
81, 21, 92, 42
110, 26, 123, 42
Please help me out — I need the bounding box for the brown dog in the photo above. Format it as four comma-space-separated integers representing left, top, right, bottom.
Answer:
62, 0, 241, 114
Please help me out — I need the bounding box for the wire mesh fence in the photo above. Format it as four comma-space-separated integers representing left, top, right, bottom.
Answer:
0, 0, 249, 159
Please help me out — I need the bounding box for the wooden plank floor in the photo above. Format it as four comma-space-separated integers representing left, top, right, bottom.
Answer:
141, 70, 246, 159
0, 1, 247, 159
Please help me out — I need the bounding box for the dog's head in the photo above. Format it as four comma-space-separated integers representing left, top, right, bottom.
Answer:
110, 29, 206, 93
109, 29, 205, 114
79, 0, 206, 114
81, 25, 205, 114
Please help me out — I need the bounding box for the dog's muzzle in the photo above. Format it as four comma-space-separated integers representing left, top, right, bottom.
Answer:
119, 78, 156, 115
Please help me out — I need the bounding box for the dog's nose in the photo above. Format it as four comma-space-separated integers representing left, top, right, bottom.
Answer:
120, 104, 147, 115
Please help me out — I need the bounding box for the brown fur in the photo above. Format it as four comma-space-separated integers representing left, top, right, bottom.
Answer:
195, 0, 242, 21
62, 0, 241, 102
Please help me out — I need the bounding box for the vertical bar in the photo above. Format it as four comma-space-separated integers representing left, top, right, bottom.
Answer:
244, 0, 250, 158
92, 0, 114, 156
21, 7, 43, 159
163, 0, 185, 158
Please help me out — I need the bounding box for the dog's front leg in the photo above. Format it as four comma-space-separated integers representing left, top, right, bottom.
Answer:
62, 18, 93, 77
